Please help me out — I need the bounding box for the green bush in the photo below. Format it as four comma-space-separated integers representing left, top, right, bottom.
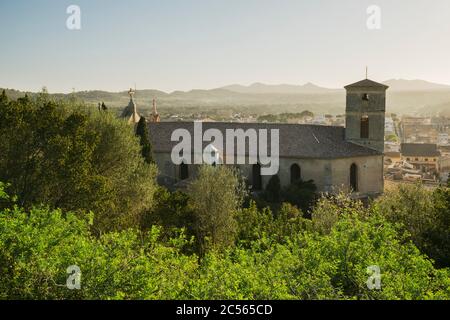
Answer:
0, 183, 449, 300
281, 179, 317, 214
264, 175, 281, 202
375, 183, 450, 268
0, 95, 157, 233
187, 165, 246, 255
0, 196, 197, 299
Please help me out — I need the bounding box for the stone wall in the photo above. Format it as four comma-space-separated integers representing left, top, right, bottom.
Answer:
153, 152, 384, 196
345, 87, 386, 153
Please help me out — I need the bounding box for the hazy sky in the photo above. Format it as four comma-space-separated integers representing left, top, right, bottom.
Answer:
1, 0, 450, 93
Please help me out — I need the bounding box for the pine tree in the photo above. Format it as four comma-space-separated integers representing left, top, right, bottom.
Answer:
265, 174, 281, 203
135, 117, 154, 164
0, 89, 7, 104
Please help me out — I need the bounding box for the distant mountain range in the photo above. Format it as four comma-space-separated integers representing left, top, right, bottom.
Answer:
2, 79, 450, 116
219, 79, 450, 94
382, 79, 450, 91
220, 82, 339, 94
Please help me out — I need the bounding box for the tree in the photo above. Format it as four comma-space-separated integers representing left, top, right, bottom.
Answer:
135, 117, 154, 164
300, 110, 314, 118
187, 165, 246, 255
375, 183, 450, 268
264, 174, 281, 202
191, 206, 450, 300
0, 90, 7, 104
142, 186, 195, 251
385, 134, 399, 142
311, 192, 368, 235
1, 182, 449, 300
0, 96, 157, 233
0, 183, 197, 300
282, 179, 317, 215
236, 200, 311, 247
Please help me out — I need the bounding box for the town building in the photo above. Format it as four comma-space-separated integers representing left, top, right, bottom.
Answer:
140, 78, 388, 198
400, 143, 440, 172
121, 89, 141, 125
150, 99, 161, 123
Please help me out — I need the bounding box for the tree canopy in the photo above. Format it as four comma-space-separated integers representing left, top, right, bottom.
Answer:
1, 182, 449, 300
0, 94, 157, 233
135, 116, 154, 164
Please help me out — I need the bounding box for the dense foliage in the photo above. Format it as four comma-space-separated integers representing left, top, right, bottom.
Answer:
1, 182, 449, 300
186, 165, 246, 255
136, 116, 154, 164
259, 177, 317, 216
0, 94, 157, 233
1, 93, 449, 300
375, 184, 450, 268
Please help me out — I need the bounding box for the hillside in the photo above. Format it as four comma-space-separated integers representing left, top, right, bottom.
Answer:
383, 79, 450, 91
220, 82, 338, 94
2, 78, 450, 116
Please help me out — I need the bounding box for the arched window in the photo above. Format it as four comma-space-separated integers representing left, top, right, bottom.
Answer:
350, 163, 358, 192
252, 163, 262, 191
180, 162, 189, 180
360, 115, 369, 139
290, 164, 301, 183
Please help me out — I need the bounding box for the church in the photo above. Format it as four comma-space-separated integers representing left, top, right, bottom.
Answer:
124, 78, 388, 198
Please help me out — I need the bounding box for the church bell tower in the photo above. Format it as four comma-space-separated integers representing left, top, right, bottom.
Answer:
344, 78, 388, 153
151, 98, 161, 123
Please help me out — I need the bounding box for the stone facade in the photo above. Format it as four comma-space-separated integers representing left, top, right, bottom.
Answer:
144, 78, 387, 198
345, 79, 388, 153
153, 153, 384, 197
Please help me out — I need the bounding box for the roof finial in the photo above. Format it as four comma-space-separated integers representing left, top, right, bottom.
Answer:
128, 88, 135, 100
151, 98, 161, 123
365, 66, 368, 79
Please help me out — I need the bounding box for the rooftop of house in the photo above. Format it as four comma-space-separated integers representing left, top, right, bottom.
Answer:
148, 122, 382, 159
401, 143, 441, 157
344, 78, 389, 90
385, 151, 401, 157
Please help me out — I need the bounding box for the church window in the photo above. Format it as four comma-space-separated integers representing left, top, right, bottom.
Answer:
290, 164, 301, 183
350, 163, 358, 192
180, 162, 189, 180
252, 163, 262, 191
360, 115, 369, 139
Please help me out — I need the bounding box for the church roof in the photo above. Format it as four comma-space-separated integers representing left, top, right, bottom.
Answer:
401, 143, 441, 157
344, 79, 389, 90
121, 98, 141, 124
148, 122, 382, 159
